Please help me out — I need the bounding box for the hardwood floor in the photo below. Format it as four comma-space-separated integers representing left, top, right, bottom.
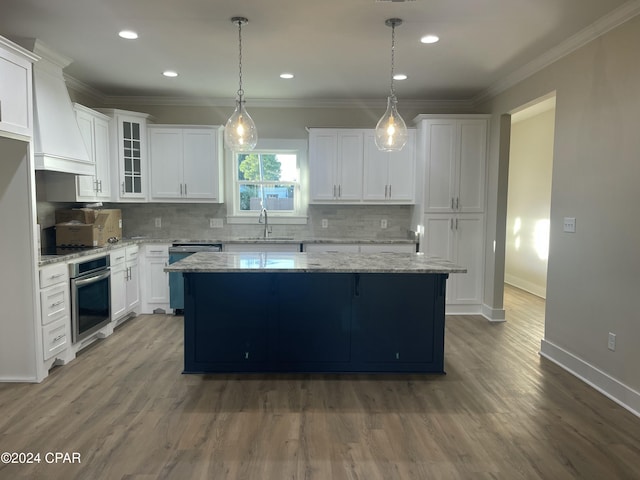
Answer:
1, 285, 639, 479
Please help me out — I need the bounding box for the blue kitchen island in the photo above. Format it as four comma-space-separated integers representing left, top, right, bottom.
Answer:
165, 251, 466, 374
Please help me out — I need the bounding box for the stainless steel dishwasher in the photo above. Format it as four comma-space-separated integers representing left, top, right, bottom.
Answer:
168, 243, 222, 313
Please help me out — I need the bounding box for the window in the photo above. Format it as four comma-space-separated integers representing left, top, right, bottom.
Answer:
229, 140, 307, 224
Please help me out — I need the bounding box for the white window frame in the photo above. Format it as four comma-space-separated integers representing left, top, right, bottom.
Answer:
226, 139, 308, 224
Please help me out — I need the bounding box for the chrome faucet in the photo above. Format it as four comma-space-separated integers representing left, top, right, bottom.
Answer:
259, 207, 270, 238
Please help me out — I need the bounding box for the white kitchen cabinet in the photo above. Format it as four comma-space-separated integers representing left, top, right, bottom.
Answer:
149, 125, 223, 202
363, 130, 416, 203
304, 243, 415, 253
140, 244, 170, 314
110, 245, 140, 323
415, 116, 488, 213
44, 104, 112, 202
98, 109, 152, 202
38, 263, 70, 361
421, 214, 484, 308
0, 37, 35, 140
308, 129, 364, 202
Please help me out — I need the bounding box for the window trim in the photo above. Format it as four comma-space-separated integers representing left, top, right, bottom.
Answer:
226, 139, 308, 225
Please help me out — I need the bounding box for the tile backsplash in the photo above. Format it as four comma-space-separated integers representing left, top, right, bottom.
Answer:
37, 199, 415, 242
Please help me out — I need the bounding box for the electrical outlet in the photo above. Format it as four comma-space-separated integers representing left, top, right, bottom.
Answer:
321, 219, 328, 228
155, 217, 162, 228
608, 332, 616, 351
380, 219, 388, 229
209, 218, 223, 228
563, 217, 576, 233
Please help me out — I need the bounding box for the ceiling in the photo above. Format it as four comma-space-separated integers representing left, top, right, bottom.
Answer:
0, 0, 634, 104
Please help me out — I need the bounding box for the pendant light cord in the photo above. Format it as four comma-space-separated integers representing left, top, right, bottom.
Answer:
390, 20, 396, 98
237, 19, 244, 101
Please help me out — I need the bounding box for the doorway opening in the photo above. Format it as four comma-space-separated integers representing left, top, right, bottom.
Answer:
505, 93, 556, 299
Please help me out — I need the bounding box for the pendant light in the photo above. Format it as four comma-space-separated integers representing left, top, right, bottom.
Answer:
224, 17, 258, 152
375, 18, 408, 152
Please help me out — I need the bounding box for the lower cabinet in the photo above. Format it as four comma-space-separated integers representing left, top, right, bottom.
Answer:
140, 244, 170, 314
110, 245, 140, 322
39, 263, 71, 361
304, 243, 416, 253
422, 214, 484, 309
183, 272, 446, 373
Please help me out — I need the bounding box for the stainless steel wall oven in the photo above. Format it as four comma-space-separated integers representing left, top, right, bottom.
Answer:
69, 255, 111, 343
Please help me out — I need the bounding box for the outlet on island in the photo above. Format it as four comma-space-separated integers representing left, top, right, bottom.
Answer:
209, 218, 223, 228
155, 217, 162, 228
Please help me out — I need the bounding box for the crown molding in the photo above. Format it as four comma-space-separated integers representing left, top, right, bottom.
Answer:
472, 0, 640, 106
60, 83, 474, 111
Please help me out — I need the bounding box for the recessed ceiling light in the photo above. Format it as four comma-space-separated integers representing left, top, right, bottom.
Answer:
421, 34, 439, 44
162, 70, 178, 77
119, 30, 138, 40
280, 73, 294, 79
393, 74, 407, 81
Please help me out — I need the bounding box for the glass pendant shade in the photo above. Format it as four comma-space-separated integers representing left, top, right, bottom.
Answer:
224, 99, 258, 152
375, 95, 408, 152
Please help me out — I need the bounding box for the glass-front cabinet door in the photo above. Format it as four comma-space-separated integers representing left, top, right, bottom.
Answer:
122, 120, 143, 195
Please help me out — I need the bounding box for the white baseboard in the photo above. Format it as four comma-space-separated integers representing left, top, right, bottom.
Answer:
540, 339, 640, 418
482, 304, 506, 322
505, 274, 546, 298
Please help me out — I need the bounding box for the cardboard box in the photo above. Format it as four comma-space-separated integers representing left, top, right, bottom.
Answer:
55, 209, 122, 247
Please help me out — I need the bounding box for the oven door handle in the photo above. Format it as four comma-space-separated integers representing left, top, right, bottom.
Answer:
74, 269, 110, 287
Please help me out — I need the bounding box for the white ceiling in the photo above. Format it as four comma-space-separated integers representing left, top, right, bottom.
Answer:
0, 0, 635, 104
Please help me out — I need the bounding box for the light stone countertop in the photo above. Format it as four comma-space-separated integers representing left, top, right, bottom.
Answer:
38, 236, 417, 266
164, 251, 466, 274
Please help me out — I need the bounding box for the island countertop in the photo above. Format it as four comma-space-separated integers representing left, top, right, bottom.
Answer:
164, 251, 466, 274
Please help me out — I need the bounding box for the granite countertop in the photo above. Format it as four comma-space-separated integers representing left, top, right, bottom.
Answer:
164, 251, 466, 274
38, 236, 417, 266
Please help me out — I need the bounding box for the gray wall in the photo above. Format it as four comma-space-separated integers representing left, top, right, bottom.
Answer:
479, 15, 640, 410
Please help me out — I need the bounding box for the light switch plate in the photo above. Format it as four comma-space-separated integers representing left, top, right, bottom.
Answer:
563, 217, 576, 233
155, 217, 162, 228
321, 219, 328, 228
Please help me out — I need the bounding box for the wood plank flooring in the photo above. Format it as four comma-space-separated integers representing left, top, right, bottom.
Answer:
1, 285, 639, 479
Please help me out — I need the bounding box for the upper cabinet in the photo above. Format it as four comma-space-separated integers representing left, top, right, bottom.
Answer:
0, 36, 36, 140
148, 125, 223, 203
363, 130, 415, 203
308, 128, 415, 204
44, 104, 112, 202
97, 109, 152, 202
416, 116, 488, 213
309, 129, 364, 203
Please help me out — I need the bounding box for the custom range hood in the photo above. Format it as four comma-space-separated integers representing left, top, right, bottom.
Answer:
19, 39, 92, 175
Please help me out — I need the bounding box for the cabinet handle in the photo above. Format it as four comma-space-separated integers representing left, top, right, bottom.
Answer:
396, 352, 400, 360
451, 198, 455, 210
354, 274, 360, 297
455, 218, 459, 230
338, 184, 342, 197
98, 180, 103, 193
53, 334, 65, 342
456, 197, 460, 210
49, 273, 64, 279
333, 185, 336, 198
244, 351, 249, 360
388, 184, 392, 198
50, 300, 64, 308
450, 218, 454, 230
122, 182, 125, 195
384, 185, 388, 198
115, 255, 125, 261
149, 250, 163, 253
184, 184, 188, 196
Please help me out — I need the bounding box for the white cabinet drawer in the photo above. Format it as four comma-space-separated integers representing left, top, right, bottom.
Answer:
40, 283, 69, 326
110, 248, 126, 266
42, 318, 68, 360
144, 244, 169, 257
126, 245, 139, 261
39, 263, 67, 288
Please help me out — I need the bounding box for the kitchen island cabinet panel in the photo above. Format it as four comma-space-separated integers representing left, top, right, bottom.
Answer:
187, 273, 271, 365
352, 274, 442, 365
276, 274, 352, 364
